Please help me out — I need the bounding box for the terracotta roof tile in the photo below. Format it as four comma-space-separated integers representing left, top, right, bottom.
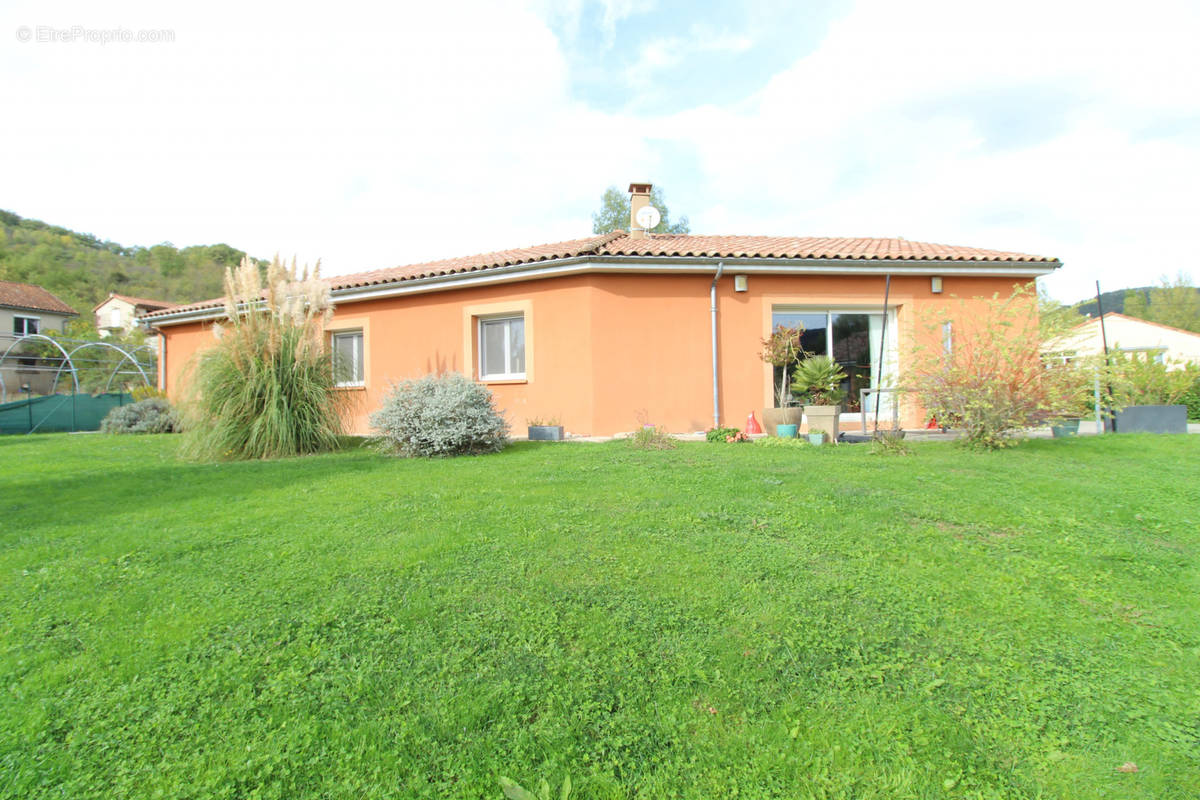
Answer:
142, 232, 1058, 320
329, 231, 625, 290
602, 234, 1052, 262
0, 280, 78, 315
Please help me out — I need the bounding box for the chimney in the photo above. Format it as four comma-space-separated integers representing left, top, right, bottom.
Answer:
628, 182, 652, 239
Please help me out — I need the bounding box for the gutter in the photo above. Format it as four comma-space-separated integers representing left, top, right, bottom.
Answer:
710, 262, 724, 430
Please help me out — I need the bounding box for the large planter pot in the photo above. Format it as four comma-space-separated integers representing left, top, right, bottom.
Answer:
528, 425, 565, 441
762, 406, 803, 437
1051, 418, 1081, 438
803, 404, 840, 441
1113, 405, 1187, 434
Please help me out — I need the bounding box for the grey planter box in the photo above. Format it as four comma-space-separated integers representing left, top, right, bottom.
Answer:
528, 425, 565, 441
1113, 405, 1187, 434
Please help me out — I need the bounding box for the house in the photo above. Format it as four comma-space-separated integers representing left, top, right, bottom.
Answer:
1047, 312, 1200, 367
93, 293, 175, 338
0, 280, 78, 398
142, 183, 1060, 436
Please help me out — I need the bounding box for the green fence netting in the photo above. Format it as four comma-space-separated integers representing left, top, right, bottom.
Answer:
0, 393, 134, 435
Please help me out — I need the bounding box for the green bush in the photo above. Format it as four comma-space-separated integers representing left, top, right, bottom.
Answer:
1103, 355, 1199, 410
705, 426, 741, 443
911, 289, 1088, 449
183, 256, 345, 460
369, 372, 509, 457
100, 397, 178, 434
1182, 376, 1200, 420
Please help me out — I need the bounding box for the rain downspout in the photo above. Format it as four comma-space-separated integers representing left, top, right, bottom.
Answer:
710, 261, 724, 429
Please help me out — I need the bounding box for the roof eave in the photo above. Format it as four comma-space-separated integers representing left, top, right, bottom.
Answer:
0, 302, 79, 316
141, 254, 1061, 326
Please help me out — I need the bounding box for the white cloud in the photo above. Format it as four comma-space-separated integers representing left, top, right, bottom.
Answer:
643, 0, 1200, 300
2, 0, 1198, 303
0, 0, 653, 271
624, 27, 754, 85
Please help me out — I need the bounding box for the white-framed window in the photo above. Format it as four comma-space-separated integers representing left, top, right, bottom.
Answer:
479, 315, 525, 380
331, 330, 364, 386
942, 321, 953, 355
13, 316, 39, 336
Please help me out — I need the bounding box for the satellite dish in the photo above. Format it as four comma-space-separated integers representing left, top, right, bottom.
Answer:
635, 205, 661, 231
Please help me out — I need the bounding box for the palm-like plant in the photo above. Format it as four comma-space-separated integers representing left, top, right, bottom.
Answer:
790, 355, 848, 406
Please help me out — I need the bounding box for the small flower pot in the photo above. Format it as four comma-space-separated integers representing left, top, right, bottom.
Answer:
528, 425, 564, 441
763, 406, 803, 436
807, 432, 825, 445
776, 423, 798, 438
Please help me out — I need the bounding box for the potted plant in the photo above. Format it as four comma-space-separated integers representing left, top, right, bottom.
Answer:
527, 416, 564, 441
760, 325, 806, 436
791, 355, 847, 442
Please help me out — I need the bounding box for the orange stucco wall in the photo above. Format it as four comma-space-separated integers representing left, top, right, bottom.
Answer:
159, 272, 1033, 436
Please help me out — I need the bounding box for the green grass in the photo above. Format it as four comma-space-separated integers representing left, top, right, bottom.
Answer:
2, 434, 1198, 799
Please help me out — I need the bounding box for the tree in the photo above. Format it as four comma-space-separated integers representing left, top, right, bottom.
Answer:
591, 186, 690, 235
0, 208, 261, 313
1037, 280, 1079, 342
1123, 273, 1200, 333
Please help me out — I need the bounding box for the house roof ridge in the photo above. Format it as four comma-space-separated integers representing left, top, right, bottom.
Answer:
599, 233, 1055, 262
0, 279, 78, 315
93, 292, 177, 312
1075, 311, 1200, 339
329, 230, 623, 288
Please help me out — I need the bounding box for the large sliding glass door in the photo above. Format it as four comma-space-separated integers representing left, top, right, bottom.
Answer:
771, 309, 895, 413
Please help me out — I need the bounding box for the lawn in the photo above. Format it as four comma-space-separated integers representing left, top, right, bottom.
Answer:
1, 433, 1198, 799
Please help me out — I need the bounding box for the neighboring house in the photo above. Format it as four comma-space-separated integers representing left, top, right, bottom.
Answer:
1047, 313, 1200, 367
93, 293, 175, 338
143, 183, 1060, 436
0, 280, 78, 398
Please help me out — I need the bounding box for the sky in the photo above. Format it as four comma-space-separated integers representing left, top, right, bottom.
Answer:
2, 0, 1198, 303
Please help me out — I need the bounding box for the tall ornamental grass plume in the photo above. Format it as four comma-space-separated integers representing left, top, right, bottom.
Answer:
183, 255, 345, 460
910, 285, 1090, 449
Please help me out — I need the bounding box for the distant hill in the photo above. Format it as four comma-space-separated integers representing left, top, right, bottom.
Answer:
1073, 287, 1142, 318
1067, 283, 1200, 336
0, 209, 264, 316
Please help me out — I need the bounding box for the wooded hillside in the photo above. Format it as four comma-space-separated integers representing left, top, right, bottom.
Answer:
0, 209, 263, 314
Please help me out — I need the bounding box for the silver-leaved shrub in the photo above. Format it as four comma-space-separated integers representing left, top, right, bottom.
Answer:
100, 397, 179, 434
370, 372, 509, 457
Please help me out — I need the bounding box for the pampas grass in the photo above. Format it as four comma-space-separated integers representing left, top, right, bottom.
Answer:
183, 255, 345, 460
